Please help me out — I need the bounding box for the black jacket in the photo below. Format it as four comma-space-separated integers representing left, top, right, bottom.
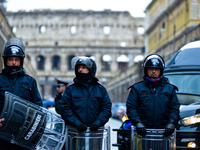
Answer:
127, 76, 180, 129
0, 68, 42, 150
61, 78, 112, 128
55, 93, 62, 114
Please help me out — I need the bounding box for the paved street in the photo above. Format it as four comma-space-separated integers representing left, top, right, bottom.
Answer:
106, 118, 122, 150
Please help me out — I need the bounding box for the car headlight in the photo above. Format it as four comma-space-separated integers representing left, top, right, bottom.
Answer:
180, 114, 200, 126
121, 114, 129, 123
187, 142, 196, 148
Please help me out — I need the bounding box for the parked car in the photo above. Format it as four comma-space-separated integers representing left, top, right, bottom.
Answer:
112, 40, 200, 149
164, 40, 200, 105
164, 40, 200, 149
177, 102, 200, 149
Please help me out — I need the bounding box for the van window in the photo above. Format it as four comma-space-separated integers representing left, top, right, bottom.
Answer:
166, 74, 200, 95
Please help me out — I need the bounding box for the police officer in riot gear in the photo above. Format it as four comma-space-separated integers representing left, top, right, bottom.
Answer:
126, 54, 180, 137
55, 79, 68, 114
61, 56, 112, 132
0, 38, 42, 150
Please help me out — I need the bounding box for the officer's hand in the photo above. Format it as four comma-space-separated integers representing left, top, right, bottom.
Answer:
77, 123, 87, 132
0, 118, 5, 127
90, 123, 100, 131
164, 120, 175, 137
136, 122, 146, 136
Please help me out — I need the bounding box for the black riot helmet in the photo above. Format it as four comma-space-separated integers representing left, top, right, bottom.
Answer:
142, 54, 165, 77
2, 38, 25, 67
74, 56, 97, 78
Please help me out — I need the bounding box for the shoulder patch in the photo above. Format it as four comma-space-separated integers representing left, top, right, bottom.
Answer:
166, 82, 178, 91
67, 82, 75, 87
127, 80, 143, 90
133, 80, 143, 85
25, 74, 33, 78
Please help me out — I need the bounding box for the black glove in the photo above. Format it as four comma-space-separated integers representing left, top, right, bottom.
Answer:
136, 122, 146, 136
77, 123, 87, 132
90, 123, 100, 131
164, 120, 176, 137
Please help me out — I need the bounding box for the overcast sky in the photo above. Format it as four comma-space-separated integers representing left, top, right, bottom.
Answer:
6, 0, 152, 17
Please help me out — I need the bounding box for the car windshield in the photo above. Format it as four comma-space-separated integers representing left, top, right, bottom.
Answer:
166, 74, 200, 95
165, 74, 200, 104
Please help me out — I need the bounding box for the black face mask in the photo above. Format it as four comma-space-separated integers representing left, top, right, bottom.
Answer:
76, 72, 91, 82
3, 66, 24, 76
6, 65, 22, 71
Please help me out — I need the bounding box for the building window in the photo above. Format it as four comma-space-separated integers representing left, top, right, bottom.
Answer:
70, 26, 77, 34
103, 26, 110, 35
173, 24, 176, 35
117, 54, 129, 72
12, 26, 17, 33
120, 42, 126, 47
52, 55, 60, 71
55, 41, 58, 46
137, 26, 144, 35
39, 25, 46, 34
26, 55, 31, 61
37, 55, 45, 70
101, 54, 112, 71
68, 55, 75, 70
161, 22, 165, 32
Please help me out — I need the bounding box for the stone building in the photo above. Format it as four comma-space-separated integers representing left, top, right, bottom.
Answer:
145, 0, 200, 60
6, 9, 145, 99
106, 0, 200, 102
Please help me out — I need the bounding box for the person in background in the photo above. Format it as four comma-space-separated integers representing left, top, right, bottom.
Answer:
0, 38, 43, 150
61, 56, 112, 132
126, 54, 180, 137
54, 79, 68, 114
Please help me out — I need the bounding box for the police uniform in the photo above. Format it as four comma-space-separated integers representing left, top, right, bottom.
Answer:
61, 56, 112, 132
54, 79, 68, 114
126, 54, 180, 137
127, 76, 180, 128
0, 38, 42, 150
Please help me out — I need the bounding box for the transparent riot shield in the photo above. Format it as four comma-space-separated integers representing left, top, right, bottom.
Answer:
0, 91, 66, 150
66, 125, 110, 150
131, 127, 176, 150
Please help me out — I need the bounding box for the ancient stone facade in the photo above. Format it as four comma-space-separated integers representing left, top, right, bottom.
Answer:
6, 9, 145, 99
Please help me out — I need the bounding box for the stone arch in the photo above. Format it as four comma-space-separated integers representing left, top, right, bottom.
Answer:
36, 55, 45, 70
52, 55, 60, 71
117, 54, 129, 72
67, 55, 75, 71
26, 55, 31, 61
101, 54, 112, 71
